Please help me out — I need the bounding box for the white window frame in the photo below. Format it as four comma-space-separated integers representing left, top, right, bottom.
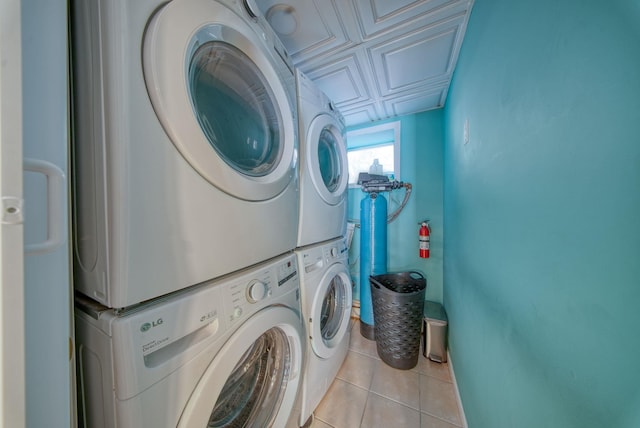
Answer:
346, 120, 401, 187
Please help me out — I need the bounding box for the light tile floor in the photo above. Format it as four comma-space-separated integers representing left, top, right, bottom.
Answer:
307, 321, 464, 428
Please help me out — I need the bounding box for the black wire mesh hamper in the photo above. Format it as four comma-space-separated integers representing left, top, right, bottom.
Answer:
370, 271, 427, 370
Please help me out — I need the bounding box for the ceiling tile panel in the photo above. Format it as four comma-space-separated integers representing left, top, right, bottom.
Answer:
258, 0, 355, 60
369, 21, 461, 95
255, 0, 475, 126
302, 51, 373, 106
383, 86, 446, 117
354, 0, 467, 40
340, 103, 384, 125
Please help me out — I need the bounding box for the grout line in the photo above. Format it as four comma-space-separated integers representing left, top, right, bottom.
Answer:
333, 375, 371, 393
416, 374, 427, 418
418, 371, 464, 427
357, 389, 370, 428
313, 412, 335, 428
420, 369, 454, 384
347, 347, 378, 360
420, 409, 464, 428
367, 389, 421, 412
418, 364, 423, 427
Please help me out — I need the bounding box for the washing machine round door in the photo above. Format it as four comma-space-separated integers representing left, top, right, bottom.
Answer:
307, 114, 348, 205
311, 263, 352, 359
143, 0, 296, 201
178, 306, 303, 427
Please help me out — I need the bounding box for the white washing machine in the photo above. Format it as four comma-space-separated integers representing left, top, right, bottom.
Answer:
295, 237, 352, 425
295, 69, 349, 248
70, 0, 299, 308
75, 253, 304, 428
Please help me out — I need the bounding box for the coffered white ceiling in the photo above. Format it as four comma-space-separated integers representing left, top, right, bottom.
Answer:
255, 0, 475, 127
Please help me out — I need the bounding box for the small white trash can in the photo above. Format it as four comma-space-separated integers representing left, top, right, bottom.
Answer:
422, 301, 448, 363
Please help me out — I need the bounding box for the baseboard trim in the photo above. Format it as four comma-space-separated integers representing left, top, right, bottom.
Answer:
447, 350, 468, 428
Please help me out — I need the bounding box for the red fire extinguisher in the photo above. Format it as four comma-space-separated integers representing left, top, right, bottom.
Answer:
419, 221, 430, 258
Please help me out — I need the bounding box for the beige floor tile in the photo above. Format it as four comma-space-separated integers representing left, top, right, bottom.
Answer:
317, 321, 465, 428
414, 357, 452, 383
336, 350, 376, 390
349, 324, 379, 359
420, 375, 462, 426
314, 379, 368, 428
370, 359, 420, 410
421, 412, 462, 428
349, 318, 357, 331
308, 416, 333, 428
360, 392, 421, 428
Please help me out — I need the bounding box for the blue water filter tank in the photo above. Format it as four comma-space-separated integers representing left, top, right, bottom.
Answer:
359, 193, 387, 340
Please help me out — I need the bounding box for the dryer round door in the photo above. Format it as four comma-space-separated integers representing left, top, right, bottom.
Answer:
307, 114, 348, 205
178, 306, 303, 427
311, 263, 352, 359
143, 0, 296, 201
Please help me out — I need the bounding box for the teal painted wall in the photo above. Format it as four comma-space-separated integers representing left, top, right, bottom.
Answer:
443, 0, 640, 427
347, 111, 444, 305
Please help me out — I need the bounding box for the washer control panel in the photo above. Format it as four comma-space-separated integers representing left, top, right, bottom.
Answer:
223, 254, 299, 326
301, 238, 348, 274
323, 238, 347, 263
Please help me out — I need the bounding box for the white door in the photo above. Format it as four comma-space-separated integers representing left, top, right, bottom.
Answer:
307, 114, 348, 205
178, 306, 302, 427
0, 0, 26, 426
2, 1, 73, 427
310, 263, 352, 359
143, 0, 296, 202
22, 1, 73, 426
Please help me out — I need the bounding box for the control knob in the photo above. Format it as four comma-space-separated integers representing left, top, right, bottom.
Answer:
247, 280, 268, 303
232, 307, 243, 320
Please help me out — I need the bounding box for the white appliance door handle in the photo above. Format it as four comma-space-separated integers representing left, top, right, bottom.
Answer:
23, 158, 66, 255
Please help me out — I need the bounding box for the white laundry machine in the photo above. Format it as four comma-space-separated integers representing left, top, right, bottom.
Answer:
295, 69, 349, 248
75, 253, 304, 428
70, 0, 299, 308
295, 237, 352, 425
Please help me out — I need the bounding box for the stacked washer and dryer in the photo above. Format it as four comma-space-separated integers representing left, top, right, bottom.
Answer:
71, 0, 307, 427
294, 69, 353, 427
71, 0, 351, 426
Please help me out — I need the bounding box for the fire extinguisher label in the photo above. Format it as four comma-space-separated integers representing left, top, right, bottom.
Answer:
419, 240, 429, 250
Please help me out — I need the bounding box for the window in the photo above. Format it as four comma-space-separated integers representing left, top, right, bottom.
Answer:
346, 121, 400, 186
